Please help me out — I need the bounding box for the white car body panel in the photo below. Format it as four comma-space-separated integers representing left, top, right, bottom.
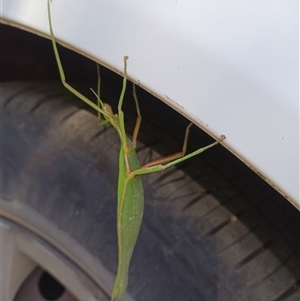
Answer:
1, 0, 299, 208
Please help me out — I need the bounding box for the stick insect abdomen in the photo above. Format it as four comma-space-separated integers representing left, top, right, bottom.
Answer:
112, 138, 144, 300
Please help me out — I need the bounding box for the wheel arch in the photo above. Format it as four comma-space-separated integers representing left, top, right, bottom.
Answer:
1, 0, 299, 208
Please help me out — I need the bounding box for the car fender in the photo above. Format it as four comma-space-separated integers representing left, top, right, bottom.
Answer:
1, 0, 299, 208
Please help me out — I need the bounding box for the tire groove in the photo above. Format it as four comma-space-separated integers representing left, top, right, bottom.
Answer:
58, 108, 82, 124
217, 222, 262, 255
235, 241, 273, 269
179, 193, 208, 213
28, 92, 65, 115
2, 83, 40, 108
274, 279, 300, 301
205, 212, 243, 237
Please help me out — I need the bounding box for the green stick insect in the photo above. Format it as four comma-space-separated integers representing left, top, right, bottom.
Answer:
47, 1, 225, 300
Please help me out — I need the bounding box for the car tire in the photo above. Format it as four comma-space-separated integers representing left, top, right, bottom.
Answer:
1, 81, 299, 301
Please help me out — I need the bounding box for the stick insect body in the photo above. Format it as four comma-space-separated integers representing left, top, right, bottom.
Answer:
47, 2, 225, 300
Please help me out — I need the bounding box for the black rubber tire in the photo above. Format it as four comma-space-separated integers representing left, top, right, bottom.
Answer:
2, 81, 300, 301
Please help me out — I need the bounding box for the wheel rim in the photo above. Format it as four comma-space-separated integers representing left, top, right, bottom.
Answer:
1, 217, 107, 301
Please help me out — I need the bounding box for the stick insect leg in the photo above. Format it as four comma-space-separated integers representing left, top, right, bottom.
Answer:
132, 84, 142, 148
47, 0, 107, 116
96, 64, 102, 122
131, 135, 226, 177
93, 65, 110, 126
118, 56, 129, 113
117, 56, 130, 151
142, 123, 193, 168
